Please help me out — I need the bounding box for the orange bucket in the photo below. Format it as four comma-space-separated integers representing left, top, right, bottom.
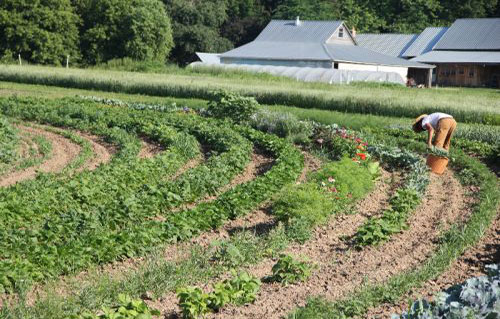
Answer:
426, 154, 449, 175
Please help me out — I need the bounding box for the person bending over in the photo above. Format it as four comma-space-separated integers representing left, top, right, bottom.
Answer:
412, 113, 457, 150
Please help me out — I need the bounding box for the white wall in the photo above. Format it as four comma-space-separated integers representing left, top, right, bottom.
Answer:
338, 63, 408, 80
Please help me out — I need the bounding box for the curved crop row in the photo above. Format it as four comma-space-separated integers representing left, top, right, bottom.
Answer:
0, 97, 276, 293
355, 144, 430, 246
289, 134, 499, 319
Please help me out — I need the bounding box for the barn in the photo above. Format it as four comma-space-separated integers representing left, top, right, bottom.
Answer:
356, 18, 500, 88
412, 18, 500, 88
217, 19, 433, 85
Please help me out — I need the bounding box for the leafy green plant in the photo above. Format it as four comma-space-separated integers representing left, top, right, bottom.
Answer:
270, 255, 314, 285
273, 183, 333, 242
249, 110, 313, 144
311, 157, 376, 201
428, 146, 449, 159
177, 287, 211, 319
220, 271, 261, 305
177, 272, 261, 318
73, 294, 160, 319
207, 90, 259, 123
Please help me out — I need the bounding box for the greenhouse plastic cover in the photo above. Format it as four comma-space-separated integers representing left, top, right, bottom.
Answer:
189, 62, 405, 85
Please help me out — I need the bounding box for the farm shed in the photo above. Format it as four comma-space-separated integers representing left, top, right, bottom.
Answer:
412, 18, 500, 88
356, 29, 449, 85
217, 19, 433, 85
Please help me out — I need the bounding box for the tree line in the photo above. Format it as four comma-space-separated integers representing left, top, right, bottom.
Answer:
1, 0, 498, 66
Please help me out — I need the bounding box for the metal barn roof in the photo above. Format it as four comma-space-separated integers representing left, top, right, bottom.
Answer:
355, 33, 417, 57
325, 44, 432, 68
221, 41, 432, 68
433, 18, 500, 50
412, 50, 500, 63
402, 27, 448, 57
254, 20, 344, 43
221, 41, 332, 61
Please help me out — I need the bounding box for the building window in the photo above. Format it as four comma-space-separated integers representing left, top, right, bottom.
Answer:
451, 69, 456, 76
458, 68, 464, 75
334, 63, 338, 69
338, 28, 344, 38
469, 70, 474, 78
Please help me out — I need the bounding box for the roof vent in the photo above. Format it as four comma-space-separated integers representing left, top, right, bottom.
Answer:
295, 16, 301, 26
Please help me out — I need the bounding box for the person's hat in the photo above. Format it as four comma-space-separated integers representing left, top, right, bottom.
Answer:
413, 114, 427, 125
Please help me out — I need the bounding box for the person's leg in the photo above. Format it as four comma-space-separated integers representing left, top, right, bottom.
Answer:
443, 119, 457, 150
433, 118, 452, 149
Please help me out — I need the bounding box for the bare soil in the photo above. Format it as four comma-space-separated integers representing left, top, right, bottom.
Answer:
0, 125, 81, 187
138, 138, 164, 159
74, 130, 114, 171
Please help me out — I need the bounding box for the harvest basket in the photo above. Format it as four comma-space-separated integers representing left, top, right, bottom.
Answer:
426, 154, 449, 175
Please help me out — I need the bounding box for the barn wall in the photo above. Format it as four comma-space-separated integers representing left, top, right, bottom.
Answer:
338, 63, 408, 80
220, 57, 333, 68
435, 64, 500, 88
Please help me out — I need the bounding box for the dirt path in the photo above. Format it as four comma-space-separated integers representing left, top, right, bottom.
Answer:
365, 209, 499, 318
0, 125, 116, 187
0, 125, 81, 187
148, 168, 395, 317
138, 139, 164, 159
75, 131, 114, 171
171, 170, 469, 319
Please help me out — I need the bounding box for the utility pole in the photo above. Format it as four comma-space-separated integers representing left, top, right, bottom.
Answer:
18, 54, 21, 65
66, 55, 69, 69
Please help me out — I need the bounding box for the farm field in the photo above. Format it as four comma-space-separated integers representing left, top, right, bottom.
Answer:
0, 65, 499, 125
0, 77, 498, 319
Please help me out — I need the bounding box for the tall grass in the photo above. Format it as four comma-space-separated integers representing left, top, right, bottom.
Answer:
0, 65, 498, 125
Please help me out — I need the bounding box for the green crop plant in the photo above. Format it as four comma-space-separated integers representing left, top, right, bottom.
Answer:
206, 90, 259, 124
73, 294, 161, 319
270, 255, 314, 285
0, 117, 19, 168
177, 272, 261, 318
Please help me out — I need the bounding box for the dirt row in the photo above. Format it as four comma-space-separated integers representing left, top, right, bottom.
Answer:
0, 124, 170, 187
0, 125, 82, 187
141, 168, 470, 319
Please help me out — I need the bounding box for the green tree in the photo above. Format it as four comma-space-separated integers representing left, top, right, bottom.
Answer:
223, 0, 270, 46
390, 0, 441, 33
165, 0, 233, 65
0, 0, 80, 65
272, 0, 337, 20
438, 0, 499, 22
74, 0, 173, 65
331, 0, 386, 33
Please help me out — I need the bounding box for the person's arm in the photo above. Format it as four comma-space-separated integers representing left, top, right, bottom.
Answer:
425, 123, 434, 148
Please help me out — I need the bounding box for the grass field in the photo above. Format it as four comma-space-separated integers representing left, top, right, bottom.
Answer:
2, 81, 498, 146
0, 72, 498, 319
0, 65, 499, 125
